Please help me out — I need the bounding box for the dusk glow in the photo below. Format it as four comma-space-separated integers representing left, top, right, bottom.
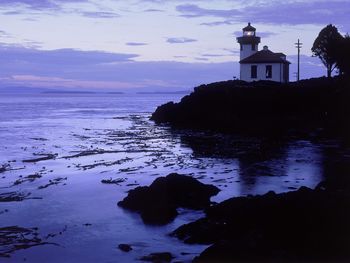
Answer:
1, 0, 348, 91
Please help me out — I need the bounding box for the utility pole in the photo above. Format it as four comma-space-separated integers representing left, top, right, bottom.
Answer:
294, 39, 303, 82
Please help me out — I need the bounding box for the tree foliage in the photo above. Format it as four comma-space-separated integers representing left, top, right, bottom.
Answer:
312, 24, 343, 78
335, 34, 350, 76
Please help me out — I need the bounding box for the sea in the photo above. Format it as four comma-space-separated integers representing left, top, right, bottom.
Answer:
0, 93, 348, 262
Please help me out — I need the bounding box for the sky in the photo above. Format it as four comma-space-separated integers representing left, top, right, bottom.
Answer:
0, 0, 349, 92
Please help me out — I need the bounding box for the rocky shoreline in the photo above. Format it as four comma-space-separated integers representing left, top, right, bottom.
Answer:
151, 77, 350, 138
147, 77, 350, 262
176, 182, 350, 262
119, 173, 350, 262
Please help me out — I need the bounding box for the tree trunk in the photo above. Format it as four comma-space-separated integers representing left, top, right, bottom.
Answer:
327, 65, 332, 78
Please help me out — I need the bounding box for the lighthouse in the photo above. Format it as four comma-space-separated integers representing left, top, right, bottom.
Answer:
236, 22, 261, 60
236, 23, 290, 83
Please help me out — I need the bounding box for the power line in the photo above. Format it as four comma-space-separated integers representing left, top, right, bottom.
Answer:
295, 39, 303, 82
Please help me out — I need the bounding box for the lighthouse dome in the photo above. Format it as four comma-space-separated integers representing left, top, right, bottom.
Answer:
243, 22, 256, 36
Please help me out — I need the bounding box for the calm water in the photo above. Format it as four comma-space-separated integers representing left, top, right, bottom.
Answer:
0, 93, 347, 262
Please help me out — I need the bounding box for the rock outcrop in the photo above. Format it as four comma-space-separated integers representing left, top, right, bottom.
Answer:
171, 181, 350, 262
151, 77, 350, 137
118, 173, 219, 225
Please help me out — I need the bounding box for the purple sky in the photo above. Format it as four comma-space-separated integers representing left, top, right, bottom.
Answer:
0, 0, 348, 92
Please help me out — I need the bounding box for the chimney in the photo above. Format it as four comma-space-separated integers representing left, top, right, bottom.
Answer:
263, 45, 268, 51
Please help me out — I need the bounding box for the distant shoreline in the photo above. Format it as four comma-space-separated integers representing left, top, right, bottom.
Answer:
136, 91, 190, 95
0, 90, 190, 95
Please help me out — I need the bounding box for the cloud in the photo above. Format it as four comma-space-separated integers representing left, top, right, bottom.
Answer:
176, 1, 350, 26
245, 1, 350, 26
0, 0, 88, 10
7, 75, 146, 89
176, 4, 240, 18
167, 37, 197, 44
0, 30, 12, 38
195, 57, 209, 61
201, 54, 230, 58
0, 44, 138, 66
0, 43, 326, 92
144, 9, 164, 12
80, 11, 120, 18
255, 32, 278, 38
2, 11, 24, 15
0, 0, 119, 19
0, 43, 239, 91
126, 42, 148, 46
200, 21, 234, 26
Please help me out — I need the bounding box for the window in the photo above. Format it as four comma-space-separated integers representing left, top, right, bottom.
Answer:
266, 65, 272, 78
251, 44, 255, 51
251, 65, 257, 79
240, 44, 243, 51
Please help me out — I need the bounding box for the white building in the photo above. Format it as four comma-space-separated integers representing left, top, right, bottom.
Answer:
237, 23, 290, 83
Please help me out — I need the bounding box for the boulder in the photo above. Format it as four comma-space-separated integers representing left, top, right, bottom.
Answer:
140, 252, 174, 262
118, 244, 132, 252
118, 173, 219, 225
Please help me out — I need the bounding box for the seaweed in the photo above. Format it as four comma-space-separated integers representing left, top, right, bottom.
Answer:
0, 226, 58, 258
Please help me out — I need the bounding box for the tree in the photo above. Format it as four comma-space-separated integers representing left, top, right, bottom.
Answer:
312, 24, 343, 78
335, 34, 350, 76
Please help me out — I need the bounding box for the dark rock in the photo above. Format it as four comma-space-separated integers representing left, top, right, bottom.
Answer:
140, 252, 174, 262
37, 177, 67, 189
0, 164, 10, 173
101, 178, 126, 185
151, 77, 350, 139
118, 173, 219, 225
150, 102, 177, 124
172, 185, 350, 262
0, 226, 56, 257
0, 192, 31, 202
118, 244, 132, 252
22, 154, 57, 163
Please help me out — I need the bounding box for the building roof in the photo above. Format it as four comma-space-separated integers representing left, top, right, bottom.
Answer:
240, 49, 291, 64
275, 52, 285, 57
243, 22, 256, 31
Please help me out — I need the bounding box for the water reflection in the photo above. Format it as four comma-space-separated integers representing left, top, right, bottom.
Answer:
178, 131, 341, 196
318, 140, 350, 188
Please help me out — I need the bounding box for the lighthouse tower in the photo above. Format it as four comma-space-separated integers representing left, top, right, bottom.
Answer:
236, 22, 261, 60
